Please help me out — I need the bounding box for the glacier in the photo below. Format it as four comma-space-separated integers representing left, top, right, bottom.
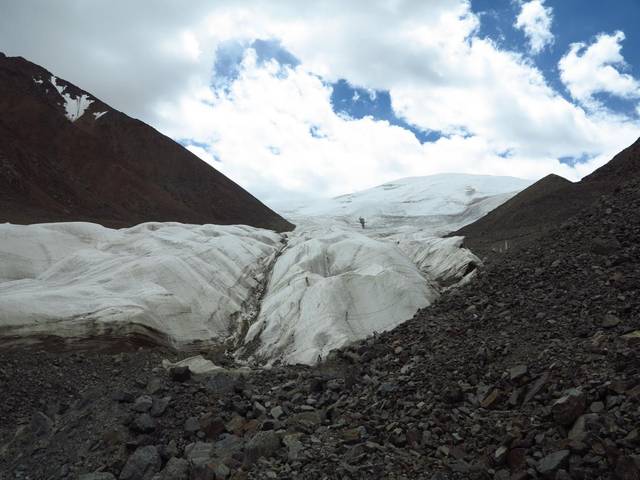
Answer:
0, 174, 531, 364
0, 222, 282, 349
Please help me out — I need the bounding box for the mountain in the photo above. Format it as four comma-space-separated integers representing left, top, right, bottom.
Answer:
0, 53, 293, 232
2, 138, 639, 479
455, 137, 640, 257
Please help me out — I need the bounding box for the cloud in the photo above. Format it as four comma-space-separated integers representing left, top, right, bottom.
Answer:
1, 1, 638, 206
514, 0, 554, 55
559, 31, 640, 109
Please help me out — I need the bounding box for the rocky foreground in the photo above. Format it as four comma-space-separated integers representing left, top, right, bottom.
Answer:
2, 182, 640, 479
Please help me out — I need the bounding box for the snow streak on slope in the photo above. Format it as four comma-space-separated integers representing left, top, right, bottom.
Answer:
240, 227, 439, 365
0, 222, 282, 348
50, 75, 94, 121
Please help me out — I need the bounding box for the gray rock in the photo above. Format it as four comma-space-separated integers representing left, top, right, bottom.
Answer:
552, 388, 586, 426
133, 395, 153, 413
283, 433, 304, 461
523, 372, 549, 404
184, 416, 200, 433
150, 396, 171, 417
601, 313, 621, 328
119, 445, 161, 480
131, 413, 156, 433
184, 442, 213, 466
156, 457, 188, 480
590, 401, 605, 413
204, 371, 243, 394
214, 434, 244, 462
146, 377, 163, 395
568, 414, 599, 442
244, 430, 281, 465
270, 405, 284, 419
536, 450, 569, 475
509, 365, 528, 382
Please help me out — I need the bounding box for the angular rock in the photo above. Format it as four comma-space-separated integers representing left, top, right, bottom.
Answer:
156, 457, 188, 480
200, 414, 226, 440
184, 416, 200, 434
131, 414, 156, 433
244, 430, 281, 465
119, 445, 161, 480
150, 396, 171, 417
568, 414, 599, 443
536, 450, 569, 475
523, 372, 549, 404
601, 313, 621, 328
133, 395, 153, 413
213, 434, 244, 462
283, 433, 304, 461
552, 388, 586, 426
270, 405, 284, 420
509, 365, 528, 382
480, 389, 501, 409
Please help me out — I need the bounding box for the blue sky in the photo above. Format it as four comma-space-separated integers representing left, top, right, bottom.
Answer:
2, 0, 639, 204
474, 0, 640, 116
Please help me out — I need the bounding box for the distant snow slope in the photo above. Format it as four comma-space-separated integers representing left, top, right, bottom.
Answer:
0, 222, 282, 348
277, 173, 532, 234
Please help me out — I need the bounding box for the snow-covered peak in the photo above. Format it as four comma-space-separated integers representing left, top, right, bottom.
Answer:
277, 173, 532, 236
49, 75, 94, 122
282, 174, 532, 219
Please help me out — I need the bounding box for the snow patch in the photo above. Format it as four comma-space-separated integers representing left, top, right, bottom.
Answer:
93, 111, 108, 120
33, 77, 43, 84
50, 75, 94, 122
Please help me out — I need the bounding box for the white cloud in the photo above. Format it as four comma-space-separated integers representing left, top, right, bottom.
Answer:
559, 31, 640, 108
1, 1, 638, 205
514, 0, 554, 55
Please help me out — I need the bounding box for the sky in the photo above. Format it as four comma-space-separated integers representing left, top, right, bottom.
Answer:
1, 1, 639, 207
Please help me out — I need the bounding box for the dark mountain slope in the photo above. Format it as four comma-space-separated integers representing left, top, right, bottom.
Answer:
454, 137, 640, 258
0, 53, 293, 231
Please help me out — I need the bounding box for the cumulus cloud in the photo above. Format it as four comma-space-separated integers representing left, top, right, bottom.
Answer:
0, 0, 638, 205
559, 31, 640, 108
514, 0, 554, 55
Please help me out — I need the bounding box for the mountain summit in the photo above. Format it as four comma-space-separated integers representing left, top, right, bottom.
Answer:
0, 53, 293, 232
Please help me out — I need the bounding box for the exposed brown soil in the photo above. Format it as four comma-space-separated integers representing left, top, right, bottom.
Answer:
0, 52, 293, 232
